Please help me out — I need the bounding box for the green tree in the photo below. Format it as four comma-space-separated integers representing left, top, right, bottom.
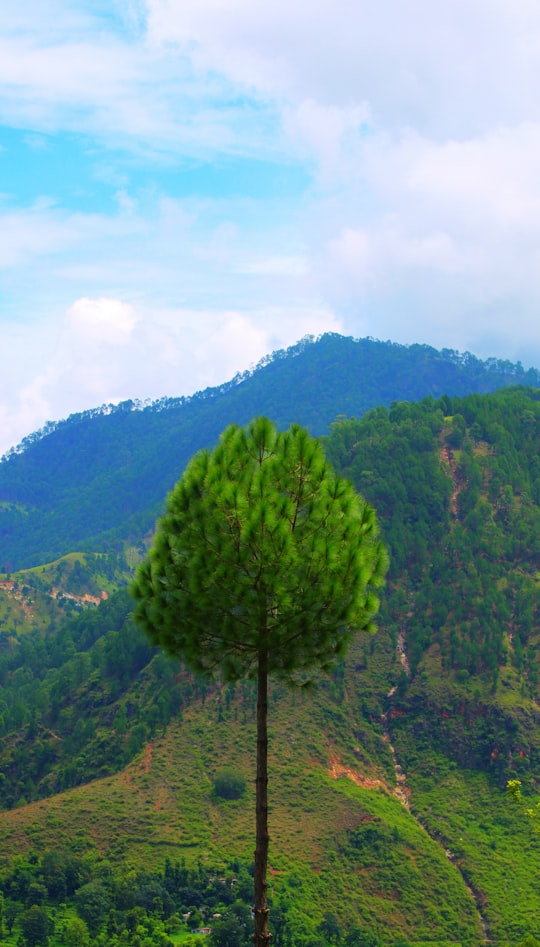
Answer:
213, 768, 246, 800
211, 911, 251, 947
63, 916, 91, 947
345, 928, 380, 947
74, 880, 111, 935
20, 903, 50, 947
317, 912, 342, 943
4, 898, 21, 933
507, 779, 540, 827
41, 851, 68, 902
132, 417, 388, 946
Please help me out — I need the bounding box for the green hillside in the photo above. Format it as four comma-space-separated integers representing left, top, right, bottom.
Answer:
2, 333, 539, 570
1, 359, 540, 944
0, 642, 487, 946
0, 550, 131, 639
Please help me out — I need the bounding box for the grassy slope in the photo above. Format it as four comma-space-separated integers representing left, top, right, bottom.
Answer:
0, 638, 485, 945
1, 593, 539, 942
0, 551, 132, 635
3, 389, 540, 942
407, 764, 540, 943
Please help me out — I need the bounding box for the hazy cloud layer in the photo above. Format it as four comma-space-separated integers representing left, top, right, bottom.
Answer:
1, 1, 540, 453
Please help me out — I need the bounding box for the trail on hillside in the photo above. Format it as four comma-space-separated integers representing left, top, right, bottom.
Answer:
382, 633, 490, 942
439, 444, 464, 519
379, 709, 410, 811
329, 702, 488, 940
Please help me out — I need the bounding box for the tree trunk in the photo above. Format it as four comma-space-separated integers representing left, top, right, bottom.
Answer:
254, 646, 271, 945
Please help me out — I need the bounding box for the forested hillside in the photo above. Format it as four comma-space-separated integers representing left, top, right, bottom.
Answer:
1, 382, 540, 944
327, 387, 540, 772
2, 333, 539, 570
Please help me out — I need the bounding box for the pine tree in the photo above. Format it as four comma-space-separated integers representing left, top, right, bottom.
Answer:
131, 417, 388, 945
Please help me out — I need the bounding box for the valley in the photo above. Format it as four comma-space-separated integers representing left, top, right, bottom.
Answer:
1, 335, 540, 946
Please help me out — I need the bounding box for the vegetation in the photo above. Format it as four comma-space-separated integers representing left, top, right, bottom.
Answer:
0, 704, 487, 946
0, 844, 257, 947
1, 837, 508, 947
0, 550, 130, 637
213, 769, 246, 801
507, 777, 540, 831
132, 417, 388, 944
2, 333, 539, 571
327, 387, 540, 694
1, 338, 540, 942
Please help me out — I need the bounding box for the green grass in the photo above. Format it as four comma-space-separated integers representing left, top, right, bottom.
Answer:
0, 681, 489, 945
403, 757, 540, 943
0, 550, 131, 635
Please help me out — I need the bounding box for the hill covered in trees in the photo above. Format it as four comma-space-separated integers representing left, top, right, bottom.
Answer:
1, 376, 540, 945
2, 332, 539, 570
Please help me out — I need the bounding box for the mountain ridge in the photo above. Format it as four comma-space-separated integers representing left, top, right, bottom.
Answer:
2, 332, 540, 571
4, 332, 539, 462
1, 339, 540, 943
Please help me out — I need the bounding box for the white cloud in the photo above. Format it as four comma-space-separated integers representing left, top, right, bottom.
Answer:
239, 255, 308, 277
145, 0, 540, 136
2, 1, 540, 162
140, 0, 540, 370
0, 301, 342, 456
406, 124, 540, 229
66, 297, 138, 344
0, 190, 318, 325
282, 99, 370, 186
0, 200, 147, 271
0, 6, 278, 158
2, 0, 540, 457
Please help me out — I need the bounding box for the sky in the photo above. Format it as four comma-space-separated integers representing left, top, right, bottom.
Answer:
1, 0, 540, 455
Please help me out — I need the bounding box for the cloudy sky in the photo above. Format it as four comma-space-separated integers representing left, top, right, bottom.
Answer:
1, 0, 540, 455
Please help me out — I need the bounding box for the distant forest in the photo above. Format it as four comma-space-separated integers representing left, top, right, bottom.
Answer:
2, 332, 540, 569
2, 336, 540, 944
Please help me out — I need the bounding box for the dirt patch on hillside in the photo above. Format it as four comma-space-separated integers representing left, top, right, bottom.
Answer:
439, 444, 463, 518
328, 757, 389, 792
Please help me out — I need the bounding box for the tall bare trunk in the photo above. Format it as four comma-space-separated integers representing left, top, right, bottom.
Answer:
254, 646, 270, 945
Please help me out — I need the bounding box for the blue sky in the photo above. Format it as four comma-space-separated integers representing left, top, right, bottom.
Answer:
1, 0, 540, 454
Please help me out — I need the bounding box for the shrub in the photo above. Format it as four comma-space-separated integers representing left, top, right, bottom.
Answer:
213, 769, 246, 800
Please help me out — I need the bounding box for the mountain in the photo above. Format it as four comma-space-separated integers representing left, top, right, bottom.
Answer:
1, 370, 540, 944
2, 332, 540, 571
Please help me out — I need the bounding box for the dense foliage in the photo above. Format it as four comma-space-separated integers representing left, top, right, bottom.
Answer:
0, 592, 183, 807
132, 417, 386, 681
132, 416, 387, 945
0, 844, 499, 947
2, 358, 540, 942
325, 387, 540, 779
0, 848, 257, 947
2, 333, 538, 570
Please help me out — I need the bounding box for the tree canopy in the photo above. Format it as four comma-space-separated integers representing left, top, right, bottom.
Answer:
131, 416, 388, 685
131, 416, 388, 945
